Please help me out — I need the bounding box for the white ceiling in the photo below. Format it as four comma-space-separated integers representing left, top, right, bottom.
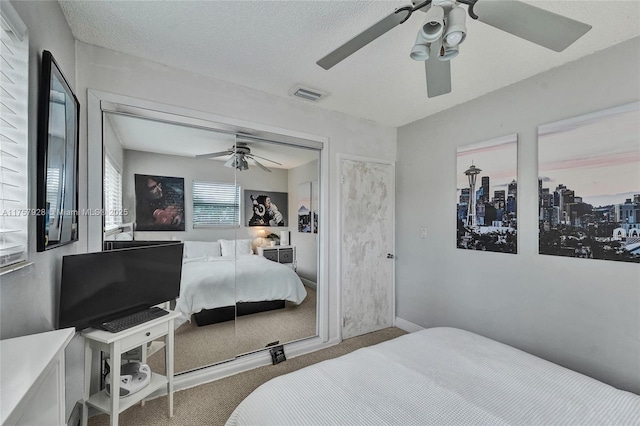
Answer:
106, 113, 319, 169
61, 1, 640, 127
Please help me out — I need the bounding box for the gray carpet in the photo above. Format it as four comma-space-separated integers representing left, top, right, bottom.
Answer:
89, 327, 407, 426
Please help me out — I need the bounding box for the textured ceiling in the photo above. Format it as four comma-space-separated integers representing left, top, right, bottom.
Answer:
60, 1, 640, 127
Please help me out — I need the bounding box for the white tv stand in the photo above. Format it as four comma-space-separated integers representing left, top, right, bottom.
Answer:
81, 310, 180, 426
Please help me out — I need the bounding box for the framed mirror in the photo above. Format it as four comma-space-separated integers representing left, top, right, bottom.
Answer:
100, 109, 320, 372
36, 50, 79, 251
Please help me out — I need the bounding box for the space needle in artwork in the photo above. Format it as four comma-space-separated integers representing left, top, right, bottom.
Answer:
464, 164, 481, 228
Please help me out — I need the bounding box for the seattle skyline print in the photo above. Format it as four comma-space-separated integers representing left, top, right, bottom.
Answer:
456, 134, 518, 254
538, 102, 640, 263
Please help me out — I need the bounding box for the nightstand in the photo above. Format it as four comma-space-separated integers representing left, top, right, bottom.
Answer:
257, 245, 296, 270
81, 310, 180, 426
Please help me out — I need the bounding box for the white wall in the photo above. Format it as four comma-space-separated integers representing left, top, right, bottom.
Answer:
288, 160, 320, 284
396, 37, 640, 394
0, 1, 84, 422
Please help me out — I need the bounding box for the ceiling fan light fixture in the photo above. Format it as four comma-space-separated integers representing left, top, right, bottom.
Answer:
438, 44, 459, 61
410, 31, 431, 61
444, 5, 467, 47
444, 31, 464, 47
421, 5, 445, 42
238, 156, 249, 171
410, 43, 430, 61
224, 156, 236, 168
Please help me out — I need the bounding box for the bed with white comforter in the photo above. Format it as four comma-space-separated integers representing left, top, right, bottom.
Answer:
226, 327, 640, 425
175, 254, 307, 327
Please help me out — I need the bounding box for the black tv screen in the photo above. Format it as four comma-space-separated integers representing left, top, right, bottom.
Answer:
58, 243, 184, 331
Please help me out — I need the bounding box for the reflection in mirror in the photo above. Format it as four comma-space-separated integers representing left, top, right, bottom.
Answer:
37, 50, 79, 251
101, 113, 319, 373
234, 139, 319, 358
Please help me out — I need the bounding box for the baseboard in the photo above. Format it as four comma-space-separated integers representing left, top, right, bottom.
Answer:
170, 334, 339, 394
394, 317, 425, 333
300, 277, 317, 290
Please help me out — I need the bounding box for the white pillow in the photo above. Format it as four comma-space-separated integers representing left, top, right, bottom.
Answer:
220, 239, 253, 257
183, 241, 222, 259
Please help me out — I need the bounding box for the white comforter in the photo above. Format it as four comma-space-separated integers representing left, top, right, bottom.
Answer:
227, 327, 640, 425
175, 255, 307, 327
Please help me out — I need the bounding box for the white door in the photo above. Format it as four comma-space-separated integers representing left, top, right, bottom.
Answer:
340, 157, 395, 339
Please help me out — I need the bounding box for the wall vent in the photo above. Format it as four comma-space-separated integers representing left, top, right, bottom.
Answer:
290, 85, 327, 102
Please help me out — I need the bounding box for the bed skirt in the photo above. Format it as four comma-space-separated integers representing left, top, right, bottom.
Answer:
193, 300, 286, 326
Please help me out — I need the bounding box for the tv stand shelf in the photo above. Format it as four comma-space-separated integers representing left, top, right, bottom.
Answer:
86, 373, 167, 414
81, 310, 180, 426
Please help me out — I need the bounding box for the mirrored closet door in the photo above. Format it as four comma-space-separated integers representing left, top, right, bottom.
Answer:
233, 137, 320, 358
100, 110, 319, 373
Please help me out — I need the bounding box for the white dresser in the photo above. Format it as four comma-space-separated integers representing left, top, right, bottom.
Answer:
1, 328, 75, 426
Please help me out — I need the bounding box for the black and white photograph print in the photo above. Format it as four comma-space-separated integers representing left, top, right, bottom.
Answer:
456, 134, 518, 254
312, 180, 319, 233
298, 182, 311, 233
538, 102, 640, 263
134, 174, 185, 231
246, 190, 288, 227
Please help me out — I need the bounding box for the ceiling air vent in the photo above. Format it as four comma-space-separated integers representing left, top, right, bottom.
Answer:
290, 85, 327, 102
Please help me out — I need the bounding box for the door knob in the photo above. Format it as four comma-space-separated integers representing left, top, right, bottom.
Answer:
387, 253, 394, 259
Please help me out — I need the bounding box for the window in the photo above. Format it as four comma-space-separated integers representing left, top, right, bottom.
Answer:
193, 181, 240, 227
103, 155, 123, 229
0, 1, 28, 271
46, 168, 60, 227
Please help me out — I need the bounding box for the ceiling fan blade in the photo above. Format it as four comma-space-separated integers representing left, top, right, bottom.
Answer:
249, 153, 283, 166
425, 42, 451, 98
251, 158, 272, 173
195, 150, 231, 159
317, 7, 413, 70
474, 0, 592, 52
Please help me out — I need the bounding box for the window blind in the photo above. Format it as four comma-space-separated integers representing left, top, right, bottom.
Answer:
0, 2, 28, 270
103, 155, 123, 229
193, 181, 240, 227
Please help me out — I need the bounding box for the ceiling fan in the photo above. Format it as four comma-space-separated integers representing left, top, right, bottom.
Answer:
317, 0, 592, 98
196, 141, 282, 172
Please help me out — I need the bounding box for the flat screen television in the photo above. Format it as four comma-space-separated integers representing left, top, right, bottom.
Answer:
58, 243, 184, 331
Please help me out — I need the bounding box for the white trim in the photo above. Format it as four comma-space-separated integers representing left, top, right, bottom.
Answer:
0, 261, 33, 276
86, 89, 335, 388
87, 90, 103, 253
394, 317, 425, 333
0, 0, 27, 41
128, 335, 341, 402
337, 153, 396, 339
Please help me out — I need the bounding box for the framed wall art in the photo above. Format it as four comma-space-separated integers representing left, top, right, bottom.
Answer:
298, 182, 311, 233
246, 190, 288, 227
134, 174, 185, 231
538, 102, 640, 263
456, 134, 518, 254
